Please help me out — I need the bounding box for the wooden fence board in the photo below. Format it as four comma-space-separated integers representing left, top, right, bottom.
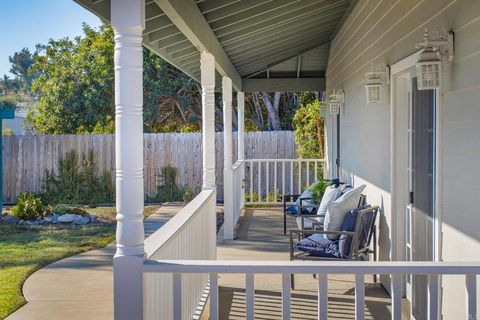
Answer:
1, 131, 298, 203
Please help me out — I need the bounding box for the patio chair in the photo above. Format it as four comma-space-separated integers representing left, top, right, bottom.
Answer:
289, 205, 379, 288
282, 179, 341, 234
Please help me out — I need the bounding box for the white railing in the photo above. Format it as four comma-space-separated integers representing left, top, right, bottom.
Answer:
244, 159, 326, 205
144, 260, 480, 320
143, 189, 217, 320
232, 160, 244, 228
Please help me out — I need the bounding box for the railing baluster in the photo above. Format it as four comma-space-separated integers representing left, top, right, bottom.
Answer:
282, 161, 285, 202
298, 160, 301, 194
210, 273, 219, 320
355, 274, 365, 320
428, 274, 439, 320
306, 160, 310, 187
266, 161, 269, 203
246, 273, 255, 319
250, 161, 253, 204
466, 274, 477, 319
282, 273, 291, 320
274, 161, 278, 203
290, 160, 293, 195
258, 161, 262, 203
318, 274, 328, 320
391, 274, 402, 320
173, 272, 182, 320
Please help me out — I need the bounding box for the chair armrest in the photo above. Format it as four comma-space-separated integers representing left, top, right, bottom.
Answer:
290, 229, 357, 238
283, 194, 301, 212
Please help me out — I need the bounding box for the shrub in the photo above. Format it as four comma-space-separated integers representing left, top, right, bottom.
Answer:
41, 149, 114, 205
292, 94, 325, 159
11, 193, 46, 220
150, 164, 197, 203
52, 204, 73, 215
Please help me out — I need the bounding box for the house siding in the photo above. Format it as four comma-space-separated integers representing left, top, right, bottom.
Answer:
326, 0, 480, 318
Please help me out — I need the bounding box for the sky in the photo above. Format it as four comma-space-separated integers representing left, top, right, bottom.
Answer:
0, 0, 102, 77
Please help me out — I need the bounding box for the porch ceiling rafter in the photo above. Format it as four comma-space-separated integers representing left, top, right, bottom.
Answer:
154, 0, 242, 91
242, 78, 326, 92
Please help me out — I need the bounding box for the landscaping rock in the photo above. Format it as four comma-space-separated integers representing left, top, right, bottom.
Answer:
44, 214, 60, 224
89, 215, 97, 223
58, 214, 77, 223
73, 215, 90, 225
1, 215, 19, 224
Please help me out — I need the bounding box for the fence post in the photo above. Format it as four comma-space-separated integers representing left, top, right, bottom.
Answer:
111, 0, 145, 319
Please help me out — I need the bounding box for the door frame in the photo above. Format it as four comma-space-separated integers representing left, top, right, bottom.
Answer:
390, 51, 444, 312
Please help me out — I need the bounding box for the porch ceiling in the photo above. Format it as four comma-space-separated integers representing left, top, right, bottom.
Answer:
74, 0, 355, 91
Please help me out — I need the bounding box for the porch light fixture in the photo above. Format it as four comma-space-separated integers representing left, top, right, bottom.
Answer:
329, 89, 344, 115
415, 28, 454, 90
365, 64, 389, 104
319, 92, 329, 117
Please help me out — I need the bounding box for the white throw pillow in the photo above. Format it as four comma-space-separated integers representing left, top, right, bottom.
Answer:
317, 185, 341, 218
323, 185, 366, 240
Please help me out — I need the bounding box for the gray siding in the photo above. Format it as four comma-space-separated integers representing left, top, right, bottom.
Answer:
326, 0, 480, 318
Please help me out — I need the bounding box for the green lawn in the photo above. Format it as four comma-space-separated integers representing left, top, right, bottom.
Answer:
0, 205, 161, 320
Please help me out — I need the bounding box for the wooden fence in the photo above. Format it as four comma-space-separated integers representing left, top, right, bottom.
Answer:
1, 131, 297, 203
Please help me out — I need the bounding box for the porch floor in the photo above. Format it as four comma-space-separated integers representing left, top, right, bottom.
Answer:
203, 207, 407, 320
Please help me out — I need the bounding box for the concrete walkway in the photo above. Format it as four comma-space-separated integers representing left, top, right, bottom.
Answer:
6, 206, 183, 320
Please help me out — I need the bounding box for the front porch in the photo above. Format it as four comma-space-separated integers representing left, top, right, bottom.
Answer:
206, 207, 400, 320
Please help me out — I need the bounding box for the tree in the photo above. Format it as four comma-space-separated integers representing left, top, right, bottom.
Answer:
292, 93, 325, 159
9, 48, 36, 93
27, 23, 115, 134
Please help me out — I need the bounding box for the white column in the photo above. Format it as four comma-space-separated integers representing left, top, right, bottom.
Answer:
111, 1, 145, 319
237, 92, 245, 161
201, 52, 216, 189
237, 92, 245, 208
223, 77, 234, 240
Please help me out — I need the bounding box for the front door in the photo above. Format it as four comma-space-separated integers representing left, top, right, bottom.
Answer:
406, 77, 436, 320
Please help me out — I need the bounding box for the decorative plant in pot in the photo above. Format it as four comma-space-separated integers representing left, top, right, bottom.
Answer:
309, 178, 332, 203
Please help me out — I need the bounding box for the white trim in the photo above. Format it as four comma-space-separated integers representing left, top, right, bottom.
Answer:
390, 50, 444, 317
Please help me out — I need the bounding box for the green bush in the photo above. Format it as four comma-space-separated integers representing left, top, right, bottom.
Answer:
41, 149, 114, 205
150, 164, 196, 203
11, 193, 46, 220
52, 204, 73, 215
292, 93, 325, 159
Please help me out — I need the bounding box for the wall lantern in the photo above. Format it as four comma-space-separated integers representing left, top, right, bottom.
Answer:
319, 92, 329, 117
329, 89, 344, 115
415, 28, 454, 90
365, 64, 389, 104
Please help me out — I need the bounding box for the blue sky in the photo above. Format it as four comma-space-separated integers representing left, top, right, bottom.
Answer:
0, 1, 101, 76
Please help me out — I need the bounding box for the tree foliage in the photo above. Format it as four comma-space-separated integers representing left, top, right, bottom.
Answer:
9, 48, 37, 93
292, 93, 325, 159
27, 23, 115, 134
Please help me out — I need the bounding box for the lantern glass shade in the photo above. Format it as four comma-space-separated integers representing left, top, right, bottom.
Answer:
319, 105, 328, 117
416, 61, 441, 90
366, 84, 382, 104
329, 101, 340, 115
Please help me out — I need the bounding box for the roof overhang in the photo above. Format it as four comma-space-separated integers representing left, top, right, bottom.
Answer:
74, 0, 355, 92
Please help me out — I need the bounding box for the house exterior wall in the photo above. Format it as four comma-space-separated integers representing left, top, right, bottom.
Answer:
325, 0, 480, 318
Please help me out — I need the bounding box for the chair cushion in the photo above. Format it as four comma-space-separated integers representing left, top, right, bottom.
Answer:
285, 205, 309, 216
317, 185, 341, 218
338, 205, 371, 257
323, 185, 366, 240
295, 187, 316, 214
295, 234, 341, 258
